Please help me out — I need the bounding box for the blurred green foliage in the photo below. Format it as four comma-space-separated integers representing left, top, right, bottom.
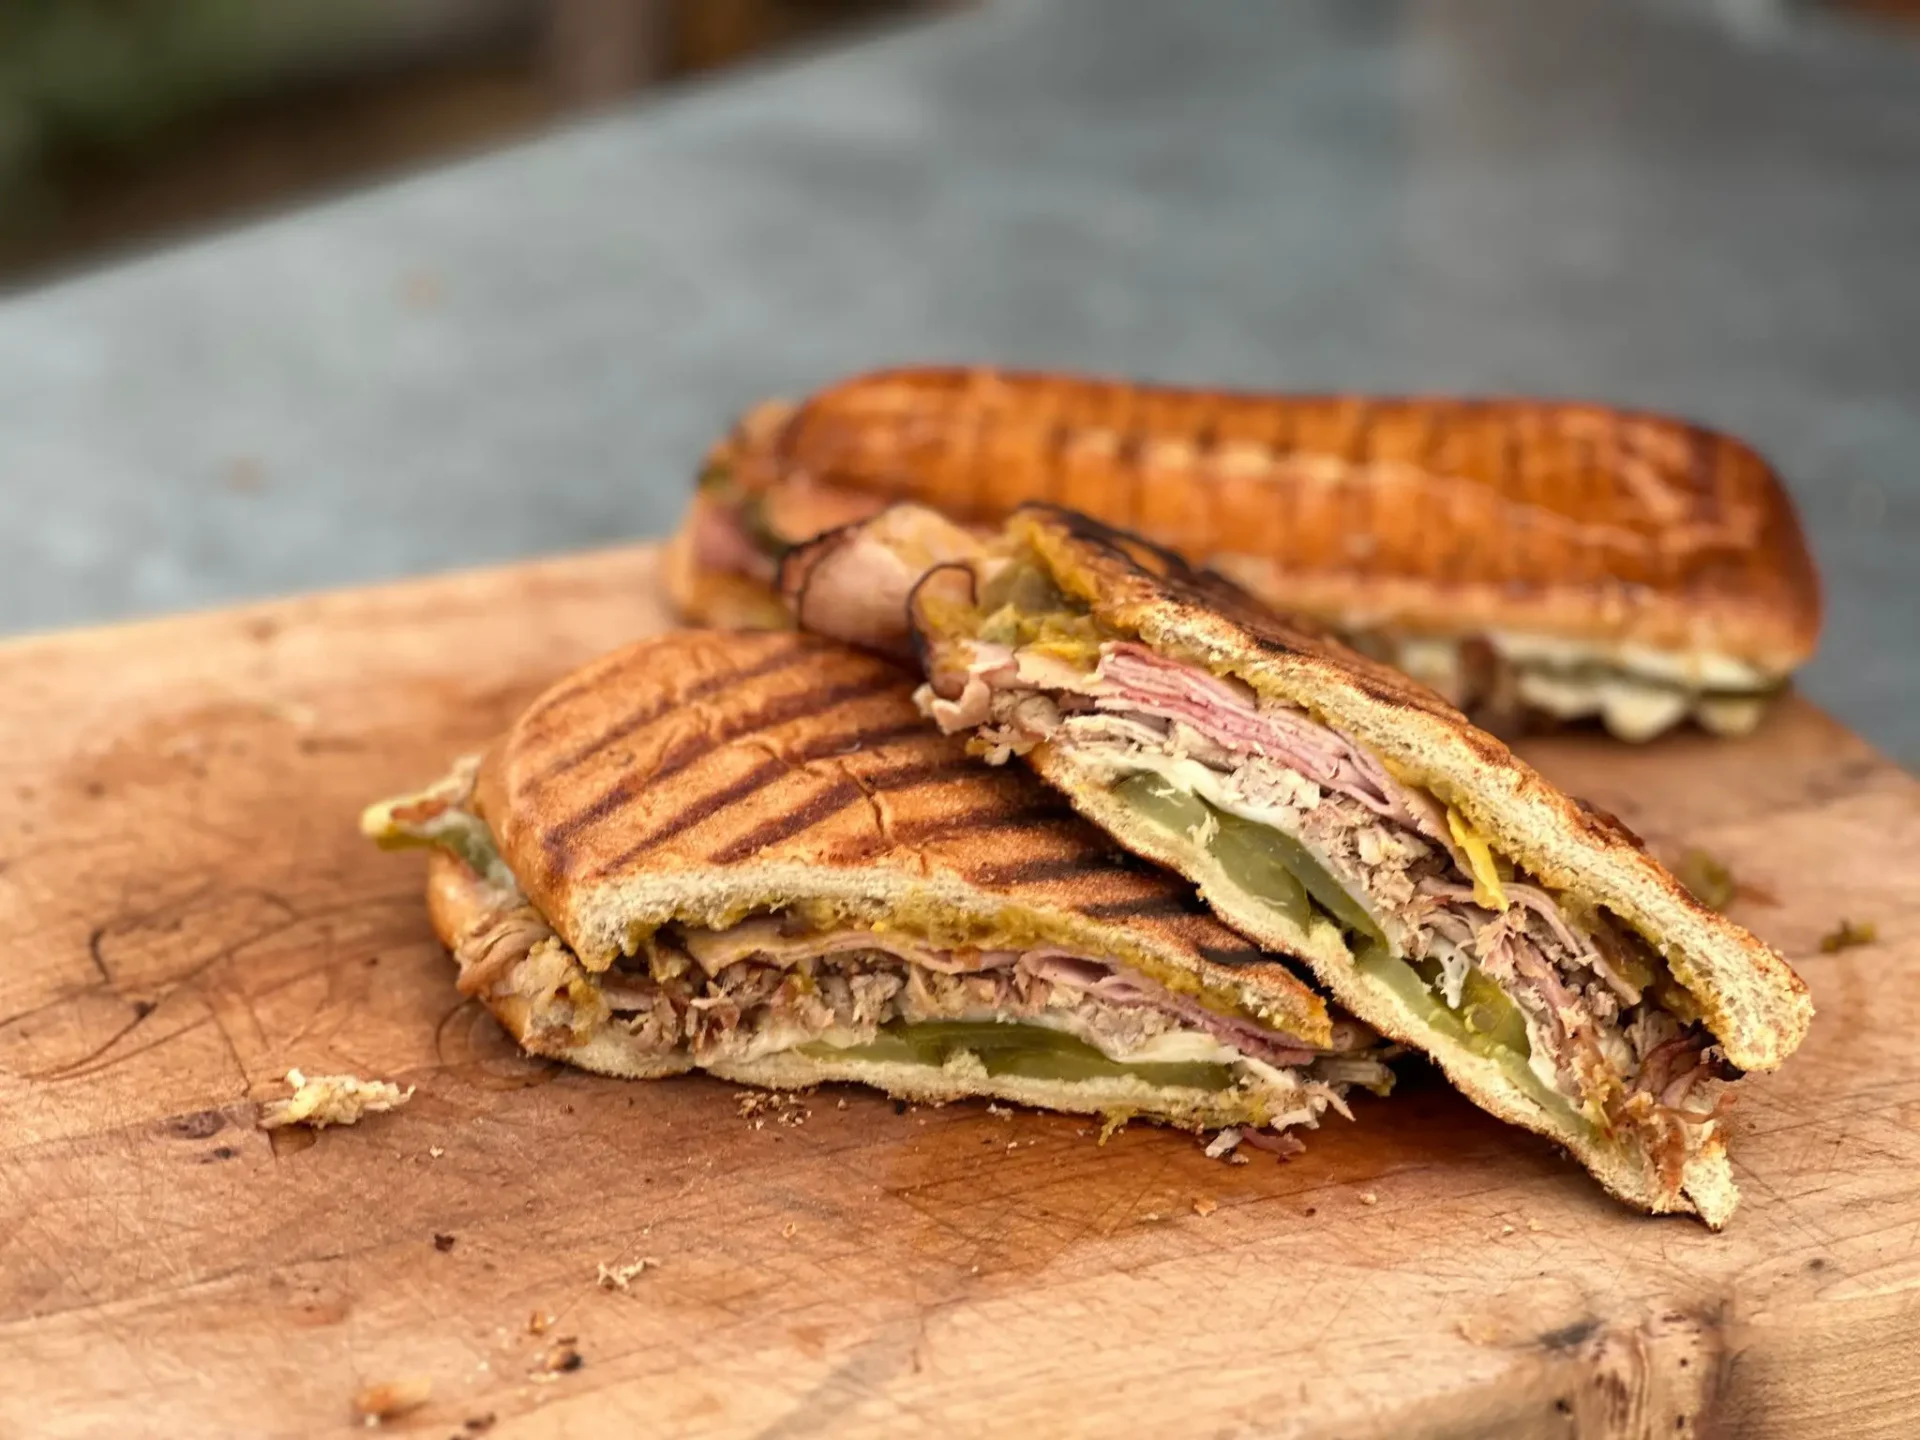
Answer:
0, 0, 390, 214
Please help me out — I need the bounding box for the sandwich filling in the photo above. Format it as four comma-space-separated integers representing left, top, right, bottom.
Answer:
365, 768, 1390, 1135
688, 474, 1782, 739
910, 559, 1738, 1190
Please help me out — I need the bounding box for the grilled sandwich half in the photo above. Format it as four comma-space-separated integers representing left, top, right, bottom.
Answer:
364, 630, 1391, 1140
667, 366, 1821, 741
781, 504, 1813, 1225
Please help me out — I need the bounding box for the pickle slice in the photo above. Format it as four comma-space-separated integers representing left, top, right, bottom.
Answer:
978, 558, 1070, 616
1112, 772, 1375, 943
803, 1020, 1234, 1091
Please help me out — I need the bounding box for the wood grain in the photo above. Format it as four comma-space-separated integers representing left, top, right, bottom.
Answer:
1, 545, 1915, 1439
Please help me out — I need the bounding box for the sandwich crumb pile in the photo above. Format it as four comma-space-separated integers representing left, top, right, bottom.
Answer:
364, 630, 1394, 1146
668, 366, 1821, 741
779, 502, 1814, 1226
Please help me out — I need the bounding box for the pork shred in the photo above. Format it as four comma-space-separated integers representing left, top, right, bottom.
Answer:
919, 635, 1726, 1180
569, 925, 1387, 1107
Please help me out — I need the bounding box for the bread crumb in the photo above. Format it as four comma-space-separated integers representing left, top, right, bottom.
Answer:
1359, 1192, 1378, 1207
986, 1103, 1012, 1119
781, 1221, 797, 1239
428, 1146, 445, 1159
1203, 1128, 1243, 1160
1820, 919, 1878, 953
351, 1376, 431, 1424
535, 1345, 583, 1375
596, 1258, 655, 1290
1527, 1219, 1542, 1232
528, 1310, 551, 1336
1142, 1211, 1161, 1223
463, 1415, 496, 1433
1097, 1112, 1131, 1145
836, 1098, 848, 1110
1499, 1223, 1516, 1237
433, 1233, 455, 1252
1191, 1196, 1218, 1218
260, 1068, 413, 1130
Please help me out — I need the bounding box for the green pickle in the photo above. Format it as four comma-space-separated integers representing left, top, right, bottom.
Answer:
1112, 772, 1378, 943
978, 559, 1070, 616
1110, 769, 1576, 1119
804, 1020, 1233, 1091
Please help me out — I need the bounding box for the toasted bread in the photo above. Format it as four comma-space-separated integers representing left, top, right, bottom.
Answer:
472, 629, 1331, 1045
716, 367, 1819, 674
893, 504, 1811, 1224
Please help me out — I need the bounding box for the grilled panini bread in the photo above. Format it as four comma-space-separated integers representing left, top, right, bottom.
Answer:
784, 503, 1813, 1225
669, 366, 1822, 741
365, 630, 1394, 1138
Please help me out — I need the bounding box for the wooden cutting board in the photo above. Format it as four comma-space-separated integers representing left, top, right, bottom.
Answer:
3, 545, 1917, 1440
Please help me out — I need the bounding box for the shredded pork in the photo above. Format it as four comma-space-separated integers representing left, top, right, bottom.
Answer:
920, 632, 1726, 1183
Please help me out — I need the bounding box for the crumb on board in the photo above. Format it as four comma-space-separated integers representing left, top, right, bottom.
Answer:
464, 1416, 496, 1433
532, 1344, 583, 1378
433, 1233, 455, 1253
1097, 1112, 1132, 1145
597, 1258, 656, 1290
528, 1311, 551, 1336
1359, 1192, 1378, 1207
1203, 1128, 1243, 1161
1820, 919, 1878, 954
259, 1069, 414, 1130
736, 1089, 811, 1126
1191, 1196, 1219, 1218
429, 1146, 445, 1159
351, 1376, 431, 1424
781, 1221, 797, 1239
986, 1103, 1012, 1119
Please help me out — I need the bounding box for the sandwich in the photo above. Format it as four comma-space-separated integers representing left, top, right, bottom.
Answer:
362, 629, 1392, 1142
780, 503, 1814, 1224
666, 366, 1822, 741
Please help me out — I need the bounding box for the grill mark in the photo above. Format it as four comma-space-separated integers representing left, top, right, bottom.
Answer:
586, 755, 793, 875
567, 716, 943, 873
702, 744, 990, 864
1078, 893, 1212, 921
1120, 427, 1147, 532
644, 672, 901, 788
885, 797, 1070, 851
707, 774, 868, 865
544, 670, 903, 851
527, 640, 824, 785
966, 848, 1123, 889
1042, 418, 1075, 503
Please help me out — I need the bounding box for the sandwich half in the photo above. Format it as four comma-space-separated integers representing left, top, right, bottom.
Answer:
668, 366, 1822, 740
363, 630, 1391, 1141
782, 503, 1814, 1225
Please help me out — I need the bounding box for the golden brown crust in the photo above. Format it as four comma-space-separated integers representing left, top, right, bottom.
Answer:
1006, 505, 1811, 1073
720, 366, 1821, 671
474, 629, 1332, 1045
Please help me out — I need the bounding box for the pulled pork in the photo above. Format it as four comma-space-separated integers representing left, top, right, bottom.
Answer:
921, 635, 1730, 1187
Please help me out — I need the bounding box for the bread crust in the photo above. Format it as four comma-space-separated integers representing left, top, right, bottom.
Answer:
715, 366, 1820, 672
1007, 504, 1811, 1076
473, 629, 1333, 1046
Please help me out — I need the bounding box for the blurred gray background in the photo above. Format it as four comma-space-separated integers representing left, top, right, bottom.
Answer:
0, 0, 1916, 763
